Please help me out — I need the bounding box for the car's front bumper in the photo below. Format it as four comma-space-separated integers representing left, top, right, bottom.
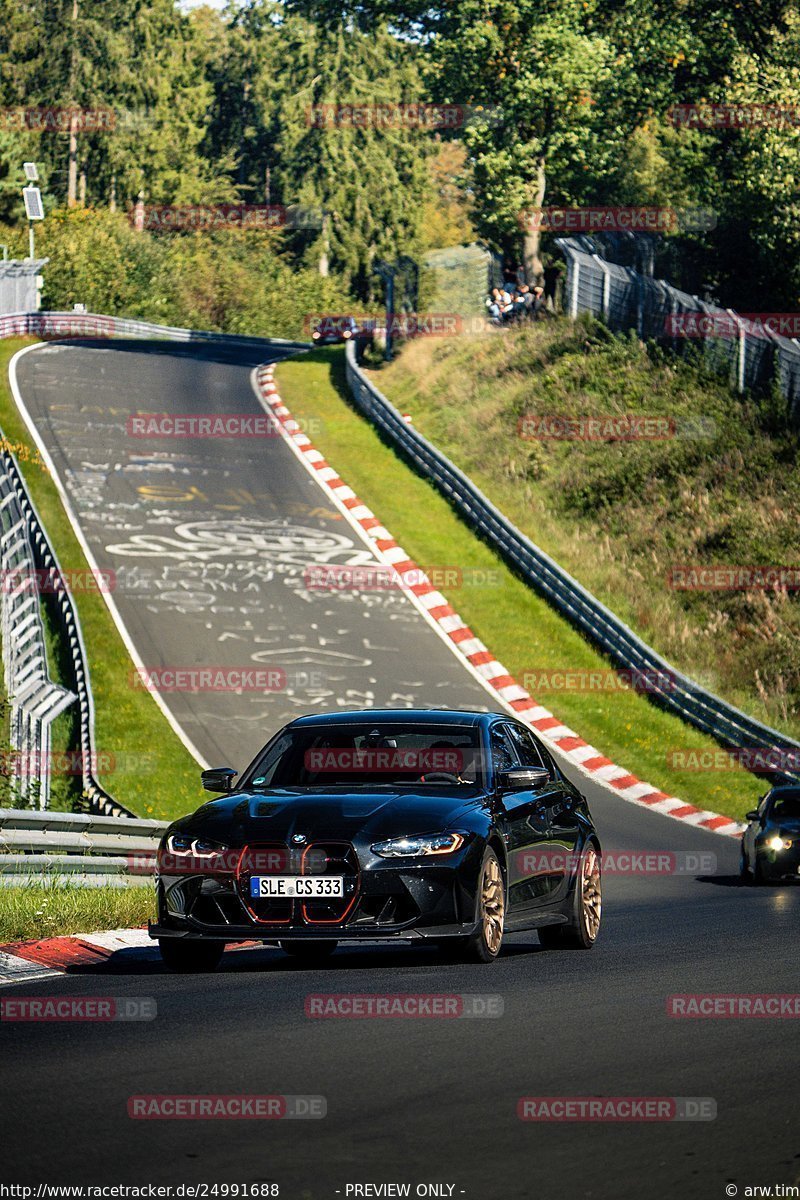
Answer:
148, 920, 479, 943
152, 837, 484, 939
757, 847, 800, 880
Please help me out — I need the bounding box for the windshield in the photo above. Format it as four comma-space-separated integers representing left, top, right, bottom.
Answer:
770, 794, 800, 822
244, 723, 483, 789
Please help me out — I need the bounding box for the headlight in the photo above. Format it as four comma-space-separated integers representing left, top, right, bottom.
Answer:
166, 834, 227, 858
312, 331, 320, 339
767, 835, 792, 851
371, 833, 464, 858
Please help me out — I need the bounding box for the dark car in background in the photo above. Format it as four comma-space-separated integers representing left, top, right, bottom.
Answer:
310, 315, 371, 345
150, 709, 602, 971
741, 785, 800, 884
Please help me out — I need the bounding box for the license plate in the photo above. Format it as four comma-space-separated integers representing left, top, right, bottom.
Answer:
249, 875, 344, 899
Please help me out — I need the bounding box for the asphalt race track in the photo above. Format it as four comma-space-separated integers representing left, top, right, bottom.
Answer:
11, 340, 497, 768
2, 341, 798, 1199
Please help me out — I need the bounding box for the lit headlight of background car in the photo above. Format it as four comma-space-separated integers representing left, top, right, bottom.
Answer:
767, 835, 793, 851
371, 833, 464, 858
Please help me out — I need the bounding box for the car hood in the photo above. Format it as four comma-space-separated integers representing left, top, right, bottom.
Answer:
171, 788, 486, 846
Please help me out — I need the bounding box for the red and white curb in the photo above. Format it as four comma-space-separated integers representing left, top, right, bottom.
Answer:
0, 929, 153, 987
254, 362, 745, 841
0, 929, 266, 988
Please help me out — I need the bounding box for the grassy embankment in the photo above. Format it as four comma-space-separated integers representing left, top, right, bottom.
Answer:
276, 344, 764, 821
375, 319, 800, 743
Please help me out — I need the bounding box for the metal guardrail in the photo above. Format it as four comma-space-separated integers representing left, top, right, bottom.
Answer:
0, 807, 166, 886
556, 236, 800, 421
0, 441, 129, 816
1, 464, 76, 808
0, 310, 310, 350
344, 339, 800, 784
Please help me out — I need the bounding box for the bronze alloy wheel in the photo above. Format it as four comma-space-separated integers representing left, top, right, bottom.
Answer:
581, 845, 602, 942
481, 853, 505, 955
538, 840, 602, 950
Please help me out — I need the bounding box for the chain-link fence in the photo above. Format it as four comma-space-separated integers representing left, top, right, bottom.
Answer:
0, 260, 48, 315
557, 237, 800, 423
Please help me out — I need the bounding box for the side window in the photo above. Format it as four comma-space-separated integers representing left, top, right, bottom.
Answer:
506, 723, 550, 774
490, 726, 518, 775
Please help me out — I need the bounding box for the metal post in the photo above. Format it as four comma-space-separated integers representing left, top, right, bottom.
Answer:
594, 255, 610, 322
28, 220, 34, 261
569, 256, 579, 319
727, 309, 745, 393
385, 272, 395, 361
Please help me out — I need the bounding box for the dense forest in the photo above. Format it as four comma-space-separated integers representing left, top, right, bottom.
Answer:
1, 0, 799, 327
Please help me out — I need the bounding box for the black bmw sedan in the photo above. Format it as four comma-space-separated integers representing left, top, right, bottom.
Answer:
740, 785, 800, 884
150, 709, 602, 970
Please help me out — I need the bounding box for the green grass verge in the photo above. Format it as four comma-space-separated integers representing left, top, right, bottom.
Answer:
0, 338, 201, 820
0, 880, 155, 943
275, 347, 763, 821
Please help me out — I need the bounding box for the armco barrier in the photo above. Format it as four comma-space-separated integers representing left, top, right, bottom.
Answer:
0, 442, 127, 815
0, 310, 310, 351
0, 807, 166, 886
1, 462, 76, 807
344, 339, 800, 784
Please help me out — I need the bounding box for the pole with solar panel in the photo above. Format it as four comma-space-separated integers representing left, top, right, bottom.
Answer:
22, 162, 44, 262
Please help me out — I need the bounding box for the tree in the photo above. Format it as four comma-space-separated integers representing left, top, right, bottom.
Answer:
215, 1, 432, 297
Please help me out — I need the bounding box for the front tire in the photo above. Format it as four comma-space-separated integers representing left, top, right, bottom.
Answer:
159, 937, 224, 973
538, 841, 602, 950
280, 940, 338, 962
462, 847, 505, 963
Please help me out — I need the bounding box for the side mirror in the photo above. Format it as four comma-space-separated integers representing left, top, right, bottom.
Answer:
745, 810, 759, 822
201, 766, 238, 793
499, 767, 550, 791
